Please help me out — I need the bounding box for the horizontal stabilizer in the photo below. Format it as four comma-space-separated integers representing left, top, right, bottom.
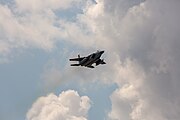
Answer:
69, 58, 84, 61
69, 58, 80, 61
70, 64, 80, 66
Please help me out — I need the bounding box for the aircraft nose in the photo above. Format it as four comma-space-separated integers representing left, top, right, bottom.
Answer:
100, 51, 104, 54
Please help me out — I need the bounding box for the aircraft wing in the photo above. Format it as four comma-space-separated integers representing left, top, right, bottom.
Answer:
86, 65, 94, 68
69, 57, 84, 61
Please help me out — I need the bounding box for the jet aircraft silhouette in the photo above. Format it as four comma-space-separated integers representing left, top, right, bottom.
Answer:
69, 50, 106, 68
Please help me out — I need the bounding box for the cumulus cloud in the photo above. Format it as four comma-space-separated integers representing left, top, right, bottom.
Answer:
1, 0, 180, 119
26, 90, 91, 120
81, 0, 180, 120
62, 0, 180, 119
0, 0, 84, 62
15, 0, 81, 12
40, 1, 180, 119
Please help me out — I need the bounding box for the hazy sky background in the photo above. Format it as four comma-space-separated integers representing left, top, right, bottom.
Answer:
0, 0, 180, 120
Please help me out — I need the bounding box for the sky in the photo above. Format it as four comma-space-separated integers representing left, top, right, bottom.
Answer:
0, 0, 180, 120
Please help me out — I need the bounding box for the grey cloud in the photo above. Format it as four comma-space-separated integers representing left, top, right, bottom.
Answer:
26, 0, 180, 119
72, 0, 180, 119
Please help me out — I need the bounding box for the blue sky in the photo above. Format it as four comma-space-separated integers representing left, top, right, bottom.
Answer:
0, 48, 116, 120
0, 49, 47, 120
4, 43, 114, 120
1, 0, 180, 120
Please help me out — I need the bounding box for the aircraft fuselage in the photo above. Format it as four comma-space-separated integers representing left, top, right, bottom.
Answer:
81, 52, 103, 66
69, 50, 105, 68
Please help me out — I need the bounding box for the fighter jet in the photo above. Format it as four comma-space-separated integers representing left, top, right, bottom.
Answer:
69, 50, 106, 68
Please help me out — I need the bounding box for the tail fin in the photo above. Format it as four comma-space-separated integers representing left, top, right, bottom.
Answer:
77, 54, 80, 64
70, 64, 80, 66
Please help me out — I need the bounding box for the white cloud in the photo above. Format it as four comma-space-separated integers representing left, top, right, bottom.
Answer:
1, 0, 180, 119
0, 0, 83, 62
15, 0, 82, 12
108, 60, 145, 120
0, 4, 57, 55
26, 90, 91, 120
